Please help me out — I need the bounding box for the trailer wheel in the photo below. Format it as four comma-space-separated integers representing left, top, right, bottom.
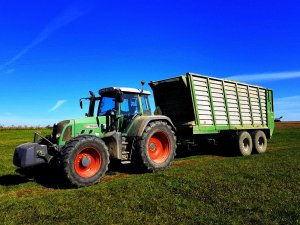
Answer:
237, 131, 253, 156
252, 130, 267, 154
136, 121, 176, 171
61, 136, 109, 187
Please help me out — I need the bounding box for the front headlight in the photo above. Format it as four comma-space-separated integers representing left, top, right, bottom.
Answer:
62, 125, 73, 142
52, 120, 70, 142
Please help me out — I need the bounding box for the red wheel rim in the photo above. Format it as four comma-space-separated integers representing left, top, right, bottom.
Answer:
74, 147, 102, 178
148, 131, 170, 163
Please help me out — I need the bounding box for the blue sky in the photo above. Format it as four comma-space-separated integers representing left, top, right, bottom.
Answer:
0, 0, 299, 126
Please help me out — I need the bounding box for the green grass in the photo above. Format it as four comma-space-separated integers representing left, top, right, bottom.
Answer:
0, 127, 299, 224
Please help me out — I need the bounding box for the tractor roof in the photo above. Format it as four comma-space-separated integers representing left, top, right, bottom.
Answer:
99, 87, 151, 95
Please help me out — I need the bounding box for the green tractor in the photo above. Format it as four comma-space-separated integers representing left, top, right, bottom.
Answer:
14, 83, 176, 187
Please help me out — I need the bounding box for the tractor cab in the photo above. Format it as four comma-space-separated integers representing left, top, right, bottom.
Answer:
81, 87, 152, 133
98, 87, 152, 133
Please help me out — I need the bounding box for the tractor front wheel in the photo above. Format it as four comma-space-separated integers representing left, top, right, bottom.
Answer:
136, 121, 176, 171
61, 136, 109, 187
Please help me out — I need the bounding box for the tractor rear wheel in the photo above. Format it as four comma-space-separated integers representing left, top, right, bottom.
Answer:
61, 135, 109, 187
136, 121, 176, 171
252, 130, 267, 154
236, 131, 253, 156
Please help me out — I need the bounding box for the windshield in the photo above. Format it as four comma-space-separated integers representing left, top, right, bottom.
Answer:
98, 97, 116, 116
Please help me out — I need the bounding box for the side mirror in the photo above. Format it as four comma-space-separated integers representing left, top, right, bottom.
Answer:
80, 100, 83, 109
116, 92, 124, 103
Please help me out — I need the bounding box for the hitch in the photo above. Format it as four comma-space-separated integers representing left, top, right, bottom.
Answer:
34, 132, 55, 146
34, 131, 59, 154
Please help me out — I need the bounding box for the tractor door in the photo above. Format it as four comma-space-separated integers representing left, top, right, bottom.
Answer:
97, 96, 117, 132
118, 93, 141, 132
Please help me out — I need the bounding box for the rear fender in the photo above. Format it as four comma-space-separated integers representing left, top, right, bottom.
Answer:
127, 116, 176, 137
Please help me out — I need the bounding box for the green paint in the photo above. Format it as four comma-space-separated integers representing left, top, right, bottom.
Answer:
57, 116, 105, 146
235, 82, 244, 126
222, 80, 231, 126
207, 77, 216, 127
267, 90, 275, 136
257, 87, 264, 126
184, 73, 274, 136
187, 74, 200, 127
247, 85, 254, 125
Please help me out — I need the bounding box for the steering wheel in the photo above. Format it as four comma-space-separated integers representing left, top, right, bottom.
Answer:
106, 108, 117, 116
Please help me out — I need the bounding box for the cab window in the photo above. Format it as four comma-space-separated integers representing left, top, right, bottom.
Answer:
120, 94, 140, 115
141, 95, 151, 115
98, 97, 115, 116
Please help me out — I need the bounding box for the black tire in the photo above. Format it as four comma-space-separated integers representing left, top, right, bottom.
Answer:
252, 130, 267, 154
236, 131, 253, 156
136, 121, 176, 172
61, 135, 109, 187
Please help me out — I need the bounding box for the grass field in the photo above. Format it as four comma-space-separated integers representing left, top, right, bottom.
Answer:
0, 123, 299, 224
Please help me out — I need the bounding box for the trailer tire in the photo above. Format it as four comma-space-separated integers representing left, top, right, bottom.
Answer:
237, 131, 253, 156
252, 130, 267, 154
136, 121, 176, 172
61, 135, 109, 187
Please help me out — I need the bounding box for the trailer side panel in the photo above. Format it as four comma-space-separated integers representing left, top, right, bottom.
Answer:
150, 72, 274, 137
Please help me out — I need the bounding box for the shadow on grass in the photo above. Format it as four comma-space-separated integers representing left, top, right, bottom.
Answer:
0, 174, 29, 186
1, 141, 238, 189
0, 160, 72, 189
14, 162, 70, 189
0, 160, 146, 189
176, 140, 238, 159
107, 160, 146, 175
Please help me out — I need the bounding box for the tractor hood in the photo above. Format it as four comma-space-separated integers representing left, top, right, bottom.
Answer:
73, 116, 106, 137
55, 116, 106, 146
